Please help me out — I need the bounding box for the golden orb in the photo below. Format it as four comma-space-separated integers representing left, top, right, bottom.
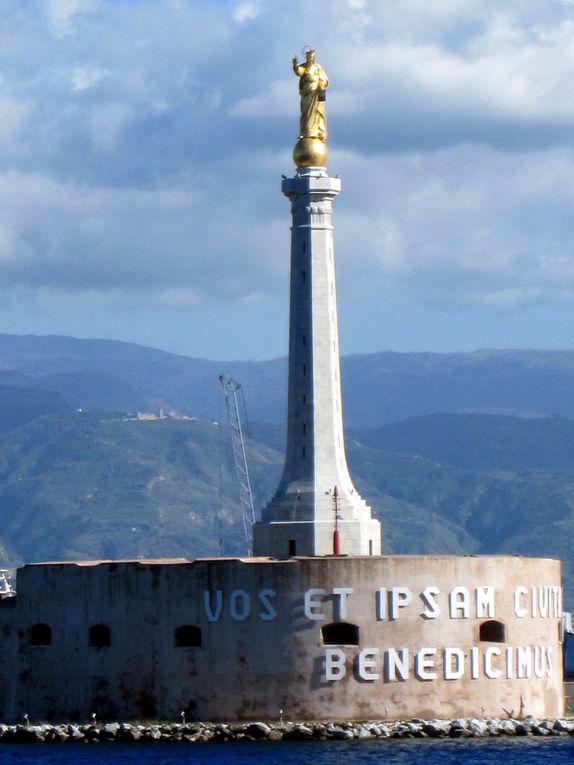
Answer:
293, 137, 328, 168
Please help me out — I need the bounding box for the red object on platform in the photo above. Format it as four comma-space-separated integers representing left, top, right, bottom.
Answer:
333, 528, 340, 556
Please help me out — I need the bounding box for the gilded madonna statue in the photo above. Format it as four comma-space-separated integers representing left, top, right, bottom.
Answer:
292, 48, 329, 167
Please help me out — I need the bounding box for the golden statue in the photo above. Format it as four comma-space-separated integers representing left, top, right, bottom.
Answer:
292, 48, 329, 167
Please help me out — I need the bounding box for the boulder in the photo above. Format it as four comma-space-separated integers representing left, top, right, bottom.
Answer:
244, 722, 271, 740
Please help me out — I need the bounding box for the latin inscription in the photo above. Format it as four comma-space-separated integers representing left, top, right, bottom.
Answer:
324, 644, 554, 682
202, 584, 563, 622
201, 582, 562, 685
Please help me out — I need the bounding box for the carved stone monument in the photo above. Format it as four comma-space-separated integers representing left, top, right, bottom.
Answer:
253, 50, 382, 557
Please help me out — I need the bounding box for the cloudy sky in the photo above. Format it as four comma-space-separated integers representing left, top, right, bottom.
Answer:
1, 0, 574, 359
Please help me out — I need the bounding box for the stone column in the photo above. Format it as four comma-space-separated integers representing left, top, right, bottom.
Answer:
253, 166, 382, 557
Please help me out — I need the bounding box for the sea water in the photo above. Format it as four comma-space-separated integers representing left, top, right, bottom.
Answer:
0, 737, 573, 765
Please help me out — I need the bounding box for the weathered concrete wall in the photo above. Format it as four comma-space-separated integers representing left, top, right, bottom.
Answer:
0, 555, 563, 722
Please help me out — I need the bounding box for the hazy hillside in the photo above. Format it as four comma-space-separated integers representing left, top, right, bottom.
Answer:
0, 411, 282, 566
2, 334, 574, 424
0, 334, 573, 604
342, 349, 574, 425
348, 424, 574, 600
357, 413, 574, 473
0, 384, 71, 434
0, 405, 572, 603
0, 334, 285, 422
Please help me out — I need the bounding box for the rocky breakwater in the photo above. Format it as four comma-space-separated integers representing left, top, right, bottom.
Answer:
1, 717, 574, 743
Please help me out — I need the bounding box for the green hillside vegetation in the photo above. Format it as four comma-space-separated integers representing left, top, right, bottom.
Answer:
0, 335, 573, 605
0, 404, 572, 604
0, 384, 70, 434
348, 437, 574, 599
0, 412, 281, 567
357, 413, 574, 473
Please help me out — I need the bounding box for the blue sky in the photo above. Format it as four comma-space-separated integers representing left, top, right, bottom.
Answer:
2, 0, 574, 359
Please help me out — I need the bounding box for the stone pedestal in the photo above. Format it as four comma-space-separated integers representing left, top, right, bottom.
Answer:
253, 167, 381, 557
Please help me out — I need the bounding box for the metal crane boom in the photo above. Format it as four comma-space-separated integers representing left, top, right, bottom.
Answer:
219, 375, 256, 554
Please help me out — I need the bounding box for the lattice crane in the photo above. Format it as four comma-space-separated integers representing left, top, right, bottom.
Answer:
219, 375, 256, 555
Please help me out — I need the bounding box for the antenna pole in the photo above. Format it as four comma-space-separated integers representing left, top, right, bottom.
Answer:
333, 486, 340, 556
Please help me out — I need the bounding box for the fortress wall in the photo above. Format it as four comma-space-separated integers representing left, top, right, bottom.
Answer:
0, 554, 563, 722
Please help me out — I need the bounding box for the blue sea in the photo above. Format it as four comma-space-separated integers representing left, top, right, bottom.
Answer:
0, 738, 573, 765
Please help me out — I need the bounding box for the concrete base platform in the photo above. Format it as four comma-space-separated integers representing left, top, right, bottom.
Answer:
0, 554, 563, 722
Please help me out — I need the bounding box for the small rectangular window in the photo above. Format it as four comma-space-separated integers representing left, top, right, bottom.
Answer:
89, 624, 111, 648
289, 540, 297, 557
322, 622, 360, 646
302, 446, 306, 459
30, 623, 52, 647
175, 625, 202, 648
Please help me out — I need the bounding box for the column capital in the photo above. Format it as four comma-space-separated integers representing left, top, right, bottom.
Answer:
282, 168, 341, 198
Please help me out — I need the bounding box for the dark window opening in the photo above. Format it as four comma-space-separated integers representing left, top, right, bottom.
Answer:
302, 446, 306, 459
479, 620, 506, 643
369, 540, 373, 556
302, 363, 306, 376
30, 623, 52, 646
564, 632, 574, 680
175, 625, 202, 648
321, 622, 360, 646
302, 335, 306, 346
302, 242, 306, 253
302, 423, 306, 435
302, 394, 306, 405
301, 270, 306, 283
288, 540, 297, 557
89, 624, 111, 648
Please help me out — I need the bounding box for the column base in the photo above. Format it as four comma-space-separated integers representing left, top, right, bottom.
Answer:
253, 518, 382, 558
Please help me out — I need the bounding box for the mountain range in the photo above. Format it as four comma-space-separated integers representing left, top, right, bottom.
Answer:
2, 333, 574, 424
0, 334, 572, 604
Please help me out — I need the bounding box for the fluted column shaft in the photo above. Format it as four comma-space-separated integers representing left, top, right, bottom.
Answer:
253, 167, 381, 557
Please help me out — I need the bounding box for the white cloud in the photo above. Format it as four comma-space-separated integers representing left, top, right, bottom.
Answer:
345, 143, 574, 307
0, 0, 572, 329
71, 66, 109, 92
0, 98, 32, 149
230, 80, 292, 118
86, 102, 135, 152
44, 0, 98, 37
233, 3, 259, 24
